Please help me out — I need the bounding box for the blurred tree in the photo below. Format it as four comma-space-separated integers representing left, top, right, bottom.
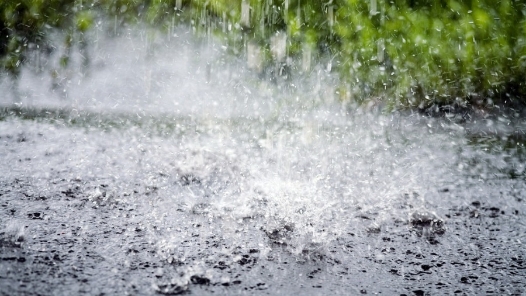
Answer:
1, 0, 525, 108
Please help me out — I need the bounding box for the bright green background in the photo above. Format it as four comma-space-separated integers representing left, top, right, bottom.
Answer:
1, 0, 525, 109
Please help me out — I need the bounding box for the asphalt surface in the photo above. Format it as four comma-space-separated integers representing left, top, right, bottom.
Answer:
1, 107, 525, 295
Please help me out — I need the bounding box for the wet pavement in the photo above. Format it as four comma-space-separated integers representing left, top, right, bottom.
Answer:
1, 107, 525, 295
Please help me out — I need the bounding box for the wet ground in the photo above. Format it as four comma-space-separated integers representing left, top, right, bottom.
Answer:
1, 28, 526, 295
1, 106, 525, 295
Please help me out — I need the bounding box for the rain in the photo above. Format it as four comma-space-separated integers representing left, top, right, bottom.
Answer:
1, 1, 525, 295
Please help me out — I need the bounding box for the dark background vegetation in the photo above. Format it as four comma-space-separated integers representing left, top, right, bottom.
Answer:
1, 0, 525, 109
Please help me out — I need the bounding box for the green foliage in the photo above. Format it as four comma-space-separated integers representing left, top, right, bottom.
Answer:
0, 0, 91, 76
334, 0, 526, 108
1, 0, 525, 108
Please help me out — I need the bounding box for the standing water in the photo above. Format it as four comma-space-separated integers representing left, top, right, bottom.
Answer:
1, 28, 525, 295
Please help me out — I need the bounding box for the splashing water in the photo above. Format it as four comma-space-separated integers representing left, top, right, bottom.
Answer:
1, 28, 525, 295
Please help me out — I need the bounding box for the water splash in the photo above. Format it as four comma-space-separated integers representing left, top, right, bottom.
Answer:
1, 25, 525, 295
